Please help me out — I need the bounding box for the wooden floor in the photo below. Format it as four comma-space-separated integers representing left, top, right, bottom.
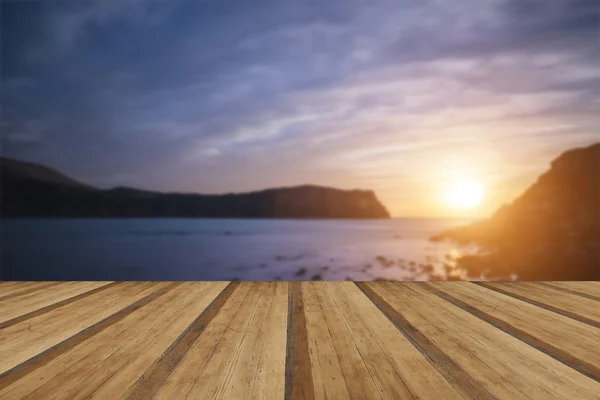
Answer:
0, 281, 599, 399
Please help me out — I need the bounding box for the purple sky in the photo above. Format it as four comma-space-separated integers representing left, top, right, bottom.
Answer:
2, 0, 598, 216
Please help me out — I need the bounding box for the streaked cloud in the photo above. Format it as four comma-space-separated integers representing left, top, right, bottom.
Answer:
1, 0, 598, 216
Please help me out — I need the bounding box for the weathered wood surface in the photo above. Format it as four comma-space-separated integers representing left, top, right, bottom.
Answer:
0, 281, 599, 399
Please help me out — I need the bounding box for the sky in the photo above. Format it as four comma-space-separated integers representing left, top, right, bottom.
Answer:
1, 0, 599, 217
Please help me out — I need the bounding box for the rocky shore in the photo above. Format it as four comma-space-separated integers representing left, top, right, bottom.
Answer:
433, 143, 600, 280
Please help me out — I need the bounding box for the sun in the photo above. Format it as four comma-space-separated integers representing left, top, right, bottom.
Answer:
445, 179, 484, 208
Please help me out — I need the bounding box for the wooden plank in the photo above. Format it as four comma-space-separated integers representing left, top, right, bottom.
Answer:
303, 282, 371, 400
0, 282, 165, 375
182, 282, 267, 400
0, 281, 114, 324
0, 282, 102, 309
0, 282, 25, 293
0, 282, 40, 296
0, 282, 119, 330
0, 282, 178, 394
218, 282, 288, 400
0, 282, 188, 399
0, 282, 62, 301
423, 282, 600, 381
128, 281, 241, 400
151, 282, 264, 400
366, 282, 600, 400
539, 282, 600, 302
356, 282, 489, 400
249, 283, 289, 400
19, 282, 229, 400
477, 282, 600, 327
0, 282, 184, 398
326, 282, 411, 400
85, 282, 229, 400
1, 281, 599, 399
336, 282, 470, 400
285, 282, 315, 400
546, 282, 600, 297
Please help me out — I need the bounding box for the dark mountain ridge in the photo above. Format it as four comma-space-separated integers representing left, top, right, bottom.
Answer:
0, 157, 390, 219
0, 157, 94, 190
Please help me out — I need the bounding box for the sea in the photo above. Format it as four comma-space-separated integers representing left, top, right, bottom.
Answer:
0, 218, 481, 281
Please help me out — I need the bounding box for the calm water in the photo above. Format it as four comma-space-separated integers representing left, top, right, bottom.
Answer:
0, 218, 479, 281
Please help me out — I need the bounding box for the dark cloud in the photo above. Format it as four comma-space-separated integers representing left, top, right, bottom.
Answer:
503, 0, 598, 33
501, 0, 599, 53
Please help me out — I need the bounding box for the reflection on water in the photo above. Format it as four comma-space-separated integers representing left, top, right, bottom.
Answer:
1, 218, 482, 281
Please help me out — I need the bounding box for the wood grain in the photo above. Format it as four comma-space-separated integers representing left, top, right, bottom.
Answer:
335, 282, 468, 399
0, 282, 191, 399
304, 282, 376, 400
366, 282, 600, 399
543, 282, 600, 300
1, 281, 599, 400
0, 282, 119, 330
423, 282, 600, 382
537, 282, 600, 302
357, 282, 492, 400
0, 282, 63, 302
0, 284, 176, 389
249, 282, 289, 400
126, 281, 238, 400
476, 282, 600, 328
151, 281, 255, 400
0, 281, 115, 324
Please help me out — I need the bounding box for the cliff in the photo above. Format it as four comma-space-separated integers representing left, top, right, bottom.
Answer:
433, 142, 600, 280
0, 157, 390, 219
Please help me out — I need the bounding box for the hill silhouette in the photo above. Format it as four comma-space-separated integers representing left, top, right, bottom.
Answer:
0, 157, 390, 219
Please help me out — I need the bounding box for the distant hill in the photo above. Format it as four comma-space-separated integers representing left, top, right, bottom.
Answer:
0, 157, 391, 219
0, 157, 95, 189
434, 142, 600, 280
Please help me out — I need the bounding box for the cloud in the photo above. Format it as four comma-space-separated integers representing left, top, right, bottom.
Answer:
1, 122, 45, 144
1, 0, 598, 215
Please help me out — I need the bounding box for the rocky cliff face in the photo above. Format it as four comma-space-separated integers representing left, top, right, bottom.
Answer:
434, 143, 600, 280
0, 157, 390, 219
495, 143, 600, 236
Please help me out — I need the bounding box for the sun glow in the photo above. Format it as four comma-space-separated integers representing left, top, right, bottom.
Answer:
445, 179, 484, 209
